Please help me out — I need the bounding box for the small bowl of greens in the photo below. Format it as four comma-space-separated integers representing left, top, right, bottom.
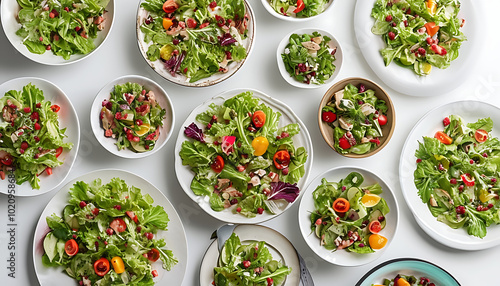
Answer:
261, 0, 334, 22
318, 77, 395, 158
1, 0, 114, 65
91, 75, 175, 159
277, 28, 342, 89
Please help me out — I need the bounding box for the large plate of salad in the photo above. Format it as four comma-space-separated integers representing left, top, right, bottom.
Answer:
174, 89, 313, 224
1, 0, 115, 65
400, 100, 500, 250
354, 0, 479, 97
136, 0, 255, 87
355, 258, 460, 286
199, 224, 300, 286
298, 166, 398, 266
33, 169, 188, 286
260, 0, 334, 22
0, 77, 79, 196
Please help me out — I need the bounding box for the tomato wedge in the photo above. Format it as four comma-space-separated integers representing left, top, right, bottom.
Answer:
94, 258, 110, 277
211, 155, 224, 173
110, 218, 127, 233
322, 111, 336, 123
333, 198, 350, 213
273, 150, 290, 169
55, 147, 63, 158
1, 156, 13, 166
461, 173, 475, 187
293, 0, 305, 13
162, 0, 179, 13
475, 129, 488, 143
424, 22, 439, 37
64, 239, 79, 256
146, 248, 160, 262
435, 131, 453, 145
126, 211, 138, 223
252, 110, 266, 128
368, 221, 382, 234
46, 167, 53, 175
50, 104, 60, 112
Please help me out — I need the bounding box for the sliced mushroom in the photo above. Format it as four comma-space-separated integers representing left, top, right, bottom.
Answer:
249, 176, 261, 187
360, 103, 376, 116
339, 116, 353, 131
334, 89, 344, 111
311, 36, 323, 44
301, 41, 321, 51
429, 195, 438, 207
217, 178, 231, 190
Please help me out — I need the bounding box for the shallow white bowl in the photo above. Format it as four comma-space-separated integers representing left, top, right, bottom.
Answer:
136, 0, 255, 87
261, 0, 334, 22
90, 75, 175, 159
277, 28, 343, 89
0, 0, 114, 65
0, 77, 80, 196
174, 88, 313, 224
298, 166, 399, 266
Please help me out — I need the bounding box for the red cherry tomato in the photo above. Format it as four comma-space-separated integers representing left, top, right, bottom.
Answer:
94, 258, 110, 277
211, 155, 224, 173
146, 248, 160, 262
50, 105, 60, 112
273, 150, 290, 169
126, 211, 138, 223
378, 114, 388, 126
162, 0, 179, 13
1, 156, 13, 166
293, 0, 305, 13
475, 129, 488, 143
368, 221, 382, 234
186, 18, 197, 28
64, 239, 79, 256
110, 218, 127, 233
461, 173, 475, 187
46, 167, 53, 175
333, 198, 350, 213
435, 131, 453, 145
55, 147, 63, 158
338, 137, 351, 150
322, 111, 336, 123
252, 110, 266, 128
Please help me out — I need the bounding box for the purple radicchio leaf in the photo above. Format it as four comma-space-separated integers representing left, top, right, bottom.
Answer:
164, 51, 187, 76
268, 182, 299, 203
218, 33, 237, 46
184, 122, 205, 142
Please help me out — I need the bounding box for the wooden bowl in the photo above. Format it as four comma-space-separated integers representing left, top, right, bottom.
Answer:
318, 77, 395, 158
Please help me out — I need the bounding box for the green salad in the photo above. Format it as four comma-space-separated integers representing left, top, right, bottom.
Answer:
214, 233, 291, 286
310, 172, 390, 253
139, 0, 250, 83
414, 115, 500, 238
100, 82, 166, 153
179, 91, 308, 217
269, 0, 329, 18
321, 83, 389, 155
281, 31, 337, 85
371, 0, 466, 75
42, 178, 177, 285
0, 83, 72, 189
373, 274, 436, 286
16, 0, 110, 60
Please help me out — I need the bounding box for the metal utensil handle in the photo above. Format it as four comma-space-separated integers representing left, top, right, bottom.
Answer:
296, 250, 315, 286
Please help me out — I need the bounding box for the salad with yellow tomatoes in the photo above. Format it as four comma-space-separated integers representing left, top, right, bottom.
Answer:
179, 91, 308, 217
371, 0, 466, 75
372, 274, 436, 286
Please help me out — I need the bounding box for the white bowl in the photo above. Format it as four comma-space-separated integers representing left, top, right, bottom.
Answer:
174, 88, 313, 224
90, 75, 175, 159
135, 0, 255, 87
261, 0, 334, 22
0, 77, 80, 196
298, 166, 399, 266
0, 0, 114, 65
277, 28, 343, 89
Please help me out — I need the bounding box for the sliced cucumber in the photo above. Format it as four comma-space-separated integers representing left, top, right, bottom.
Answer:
63, 205, 80, 230
131, 141, 148, 153
43, 232, 58, 262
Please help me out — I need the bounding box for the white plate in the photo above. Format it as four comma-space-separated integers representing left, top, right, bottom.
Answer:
90, 75, 175, 159
32, 169, 188, 286
354, 0, 478, 97
1, 0, 114, 65
298, 166, 399, 266
135, 0, 255, 87
174, 88, 313, 224
261, 0, 334, 22
276, 28, 343, 89
199, 224, 300, 286
355, 258, 460, 286
0, 77, 80, 196
399, 100, 500, 250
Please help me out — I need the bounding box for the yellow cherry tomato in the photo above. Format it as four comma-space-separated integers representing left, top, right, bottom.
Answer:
111, 256, 125, 274
252, 136, 269, 156
368, 234, 388, 250
427, 0, 437, 15
396, 278, 411, 286
162, 17, 173, 30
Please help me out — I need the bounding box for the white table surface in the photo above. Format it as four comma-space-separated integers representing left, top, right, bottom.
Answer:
0, 0, 497, 285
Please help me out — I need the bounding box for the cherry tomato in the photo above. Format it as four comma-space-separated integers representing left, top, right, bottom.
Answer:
46, 167, 53, 175
64, 239, 79, 256
293, 0, 305, 13
338, 137, 351, 150
368, 234, 387, 250
424, 22, 439, 37
252, 136, 269, 156
110, 218, 127, 233
378, 114, 388, 126
152, 269, 159, 277
1, 156, 13, 166
322, 111, 336, 123
146, 248, 160, 262
333, 198, 350, 213
50, 104, 60, 112
94, 258, 110, 276
461, 173, 475, 187
111, 256, 125, 274
435, 131, 453, 145
162, 0, 179, 13
368, 221, 382, 234
186, 18, 197, 28
126, 211, 138, 223
55, 147, 63, 158
273, 150, 290, 169
252, 110, 266, 128
211, 155, 224, 173
475, 129, 488, 143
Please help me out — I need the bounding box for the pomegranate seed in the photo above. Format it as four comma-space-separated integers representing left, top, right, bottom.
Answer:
267, 277, 274, 286
385, 15, 393, 22
173, 39, 180, 45
443, 117, 450, 126
230, 199, 238, 205
391, 22, 396, 27
35, 122, 41, 130
34, 154, 39, 159
488, 203, 494, 209
378, 216, 385, 222
450, 178, 457, 184
46, 45, 51, 50
104, 241, 108, 245
209, 1, 217, 8
95, 241, 99, 250
236, 207, 242, 212
64, 7, 69, 11
315, 218, 322, 225
23, 107, 31, 113
492, 178, 497, 183
92, 208, 99, 216
335, 217, 340, 222
483, 153, 488, 158
342, 186, 346, 191
75, 26, 81, 32
388, 31, 396, 40
359, 243, 365, 247
243, 260, 251, 268
417, 47, 426, 55
145, 232, 154, 240
106, 228, 114, 235
403, 20, 408, 27
39, 36, 43, 42
438, 164, 444, 171
257, 207, 264, 214
183, 67, 188, 73
36, 103, 41, 108
20, 141, 29, 150
426, 37, 434, 45
282, 167, 289, 175
113, 205, 121, 210
136, 119, 143, 125
136, 226, 142, 233
456, 206, 465, 215
416, 158, 422, 163
458, 185, 464, 192
470, 159, 474, 164
79, 201, 87, 208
